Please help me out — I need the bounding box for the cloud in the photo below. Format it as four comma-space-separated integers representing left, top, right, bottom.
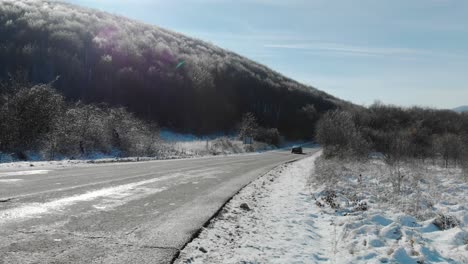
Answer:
265, 43, 417, 55
190, 0, 309, 5
263, 42, 464, 59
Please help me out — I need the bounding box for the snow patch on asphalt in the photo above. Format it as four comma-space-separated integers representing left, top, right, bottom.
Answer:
0, 179, 23, 183
0, 174, 180, 224
0, 167, 229, 225
0, 170, 50, 177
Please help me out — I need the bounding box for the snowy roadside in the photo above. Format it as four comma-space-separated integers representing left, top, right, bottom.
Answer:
175, 151, 328, 264
0, 151, 266, 172
0, 139, 277, 171
175, 151, 467, 264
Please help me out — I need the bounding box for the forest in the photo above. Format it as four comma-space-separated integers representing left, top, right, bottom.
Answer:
2, 1, 466, 163
316, 104, 468, 175
0, 0, 347, 140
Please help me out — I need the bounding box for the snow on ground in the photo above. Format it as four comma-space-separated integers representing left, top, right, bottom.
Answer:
0, 178, 168, 225
0, 167, 225, 224
176, 152, 468, 264
176, 151, 330, 264
0, 160, 91, 171
0, 170, 50, 177
310, 157, 468, 264
0, 136, 275, 170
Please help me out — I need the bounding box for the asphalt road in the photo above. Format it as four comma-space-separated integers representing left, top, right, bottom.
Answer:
0, 148, 318, 264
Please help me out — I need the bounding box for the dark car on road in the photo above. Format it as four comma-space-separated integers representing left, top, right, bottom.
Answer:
291, 146, 303, 154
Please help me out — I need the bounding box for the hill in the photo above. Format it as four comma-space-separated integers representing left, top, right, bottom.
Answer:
0, 0, 348, 139
453, 106, 468, 113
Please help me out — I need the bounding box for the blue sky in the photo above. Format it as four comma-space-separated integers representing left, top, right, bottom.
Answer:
62, 0, 468, 109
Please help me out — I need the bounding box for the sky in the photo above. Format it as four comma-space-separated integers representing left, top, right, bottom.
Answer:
61, 0, 468, 109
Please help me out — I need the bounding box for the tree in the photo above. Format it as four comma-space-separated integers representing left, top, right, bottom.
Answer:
434, 133, 463, 168
0, 0, 344, 139
461, 147, 468, 181
239, 112, 258, 143
316, 110, 369, 159
255, 127, 281, 146
301, 104, 318, 121
0, 83, 65, 158
45, 103, 110, 158
107, 107, 160, 156
382, 131, 411, 193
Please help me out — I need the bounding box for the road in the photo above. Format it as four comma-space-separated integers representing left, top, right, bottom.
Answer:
0, 148, 317, 264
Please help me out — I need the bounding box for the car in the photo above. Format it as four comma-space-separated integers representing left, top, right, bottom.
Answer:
291, 146, 303, 154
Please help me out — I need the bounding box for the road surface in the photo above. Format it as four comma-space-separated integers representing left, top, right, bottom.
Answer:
0, 148, 318, 264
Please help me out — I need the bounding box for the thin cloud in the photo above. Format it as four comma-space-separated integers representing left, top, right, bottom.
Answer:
265, 43, 419, 56
263, 43, 463, 58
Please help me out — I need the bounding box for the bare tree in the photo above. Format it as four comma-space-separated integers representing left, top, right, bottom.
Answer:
301, 104, 318, 121
434, 133, 463, 168
382, 131, 411, 193
316, 110, 369, 159
461, 138, 468, 181
0, 83, 64, 158
239, 112, 258, 143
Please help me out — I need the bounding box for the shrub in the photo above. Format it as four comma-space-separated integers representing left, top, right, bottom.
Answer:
254, 127, 281, 146
44, 103, 111, 158
0, 80, 161, 160
380, 131, 411, 193
316, 110, 369, 159
0, 83, 65, 156
433, 214, 460, 230
209, 137, 242, 155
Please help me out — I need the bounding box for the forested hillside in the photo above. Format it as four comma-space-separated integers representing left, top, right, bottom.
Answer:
0, 0, 347, 139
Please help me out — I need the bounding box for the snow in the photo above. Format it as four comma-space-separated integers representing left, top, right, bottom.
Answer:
0, 137, 275, 170
176, 152, 468, 264
176, 151, 329, 264
0, 173, 189, 225
0, 166, 229, 225
0, 160, 93, 171
0, 179, 23, 183
0, 170, 50, 177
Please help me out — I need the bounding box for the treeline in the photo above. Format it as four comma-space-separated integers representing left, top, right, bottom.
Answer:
316, 103, 468, 170
0, 76, 160, 160
0, 0, 347, 139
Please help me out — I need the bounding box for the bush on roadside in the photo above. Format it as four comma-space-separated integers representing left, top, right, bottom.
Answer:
209, 137, 243, 155
254, 127, 281, 147
0, 79, 161, 160
0, 83, 65, 157
315, 110, 369, 159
